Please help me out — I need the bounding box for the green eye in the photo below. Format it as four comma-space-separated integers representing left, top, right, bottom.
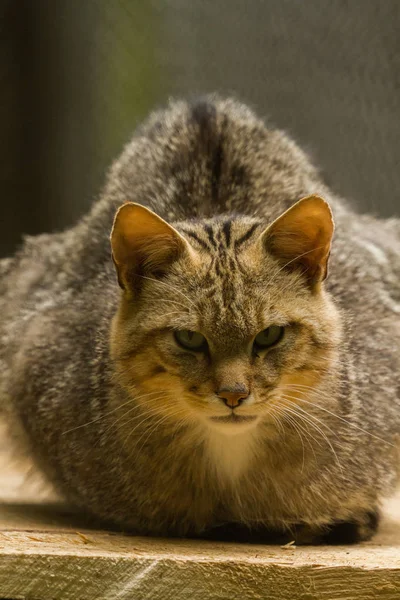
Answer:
254, 325, 284, 349
174, 330, 207, 352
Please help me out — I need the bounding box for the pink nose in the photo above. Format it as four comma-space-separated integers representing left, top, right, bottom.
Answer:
217, 389, 249, 409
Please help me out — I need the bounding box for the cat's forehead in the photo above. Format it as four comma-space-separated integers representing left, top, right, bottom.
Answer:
177, 216, 263, 257
172, 216, 307, 333
177, 217, 265, 315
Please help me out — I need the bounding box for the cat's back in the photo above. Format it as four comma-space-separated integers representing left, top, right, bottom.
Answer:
94, 95, 327, 226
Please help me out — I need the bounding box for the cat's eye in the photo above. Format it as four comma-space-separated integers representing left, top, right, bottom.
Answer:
174, 330, 208, 352
254, 325, 284, 349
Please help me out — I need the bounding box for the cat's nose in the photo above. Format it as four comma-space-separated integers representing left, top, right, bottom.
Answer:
216, 388, 249, 409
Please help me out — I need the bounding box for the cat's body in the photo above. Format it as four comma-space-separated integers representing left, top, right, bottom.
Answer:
1, 97, 400, 542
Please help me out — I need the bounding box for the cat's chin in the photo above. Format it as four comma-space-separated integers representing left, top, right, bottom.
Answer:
207, 413, 259, 434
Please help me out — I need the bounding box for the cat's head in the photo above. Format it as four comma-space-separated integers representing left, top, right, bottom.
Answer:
110, 195, 341, 438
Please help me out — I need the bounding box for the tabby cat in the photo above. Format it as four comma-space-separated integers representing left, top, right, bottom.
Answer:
1, 96, 400, 543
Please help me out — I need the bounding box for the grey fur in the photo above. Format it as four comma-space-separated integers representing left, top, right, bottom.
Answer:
1, 96, 400, 542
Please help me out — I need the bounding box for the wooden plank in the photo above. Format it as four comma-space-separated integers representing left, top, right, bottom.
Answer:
1, 499, 400, 600
0, 552, 399, 600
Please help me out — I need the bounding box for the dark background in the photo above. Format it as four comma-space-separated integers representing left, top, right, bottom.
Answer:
1, 0, 399, 257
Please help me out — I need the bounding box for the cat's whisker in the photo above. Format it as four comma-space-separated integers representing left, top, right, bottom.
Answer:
135, 411, 187, 453
288, 414, 316, 472
61, 389, 165, 434
279, 394, 338, 438
278, 396, 343, 472
94, 401, 169, 449
119, 406, 174, 453
275, 404, 322, 450
283, 392, 395, 447
98, 392, 169, 444
269, 405, 321, 471
276, 406, 323, 467
287, 411, 342, 472
265, 406, 286, 437
128, 407, 189, 456
169, 414, 191, 439
279, 383, 346, 404
280, 411, 306, 471
279, 384, 335, 400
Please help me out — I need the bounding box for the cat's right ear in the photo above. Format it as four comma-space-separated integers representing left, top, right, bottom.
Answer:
110, 203, 191, 292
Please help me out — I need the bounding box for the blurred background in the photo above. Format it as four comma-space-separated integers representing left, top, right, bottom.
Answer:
1, 0, 399, 257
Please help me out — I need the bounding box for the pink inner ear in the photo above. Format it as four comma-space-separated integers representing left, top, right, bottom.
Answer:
111, 203, 188, 289
263, 195, 334, 285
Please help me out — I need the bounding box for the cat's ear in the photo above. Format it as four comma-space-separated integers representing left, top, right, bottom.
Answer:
111, 203, 190, 290
261, 195, 334, 287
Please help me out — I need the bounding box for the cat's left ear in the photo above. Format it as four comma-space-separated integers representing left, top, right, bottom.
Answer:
111, 203, 192, 291
261, 195, 334, 288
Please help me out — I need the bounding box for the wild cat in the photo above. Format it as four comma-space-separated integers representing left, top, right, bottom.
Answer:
1, 96, 399, 543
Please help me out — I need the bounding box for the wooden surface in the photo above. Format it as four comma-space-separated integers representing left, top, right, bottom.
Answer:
1, 423, 400, 599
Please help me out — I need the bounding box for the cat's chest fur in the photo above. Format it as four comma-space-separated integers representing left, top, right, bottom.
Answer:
204, 428, 259, 484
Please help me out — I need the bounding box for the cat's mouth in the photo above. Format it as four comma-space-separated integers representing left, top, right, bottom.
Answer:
209, 414, 257, 424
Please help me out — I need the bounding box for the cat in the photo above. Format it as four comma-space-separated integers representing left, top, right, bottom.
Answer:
1, 96, 400, 544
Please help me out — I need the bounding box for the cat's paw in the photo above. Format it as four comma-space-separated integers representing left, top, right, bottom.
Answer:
294, 510, 380, 545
